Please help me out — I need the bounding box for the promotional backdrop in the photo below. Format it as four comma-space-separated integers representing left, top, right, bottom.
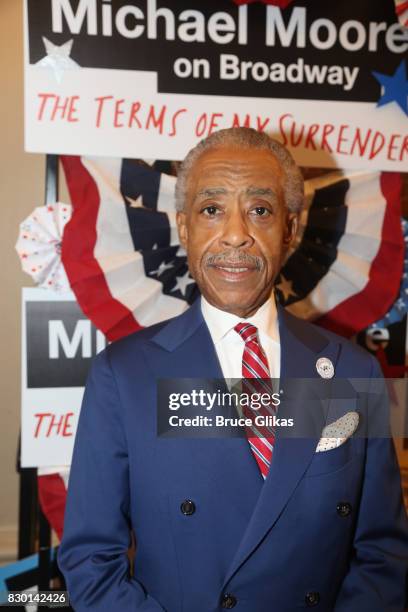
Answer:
24, 0, 408, 169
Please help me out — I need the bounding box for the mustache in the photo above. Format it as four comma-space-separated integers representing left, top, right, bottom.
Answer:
204, 251, 263, 270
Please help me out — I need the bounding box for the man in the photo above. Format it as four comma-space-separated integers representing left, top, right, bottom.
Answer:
58, 128, 408, 611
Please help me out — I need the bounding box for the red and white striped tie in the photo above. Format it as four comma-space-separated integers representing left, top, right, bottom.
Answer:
234, 322, 276, 479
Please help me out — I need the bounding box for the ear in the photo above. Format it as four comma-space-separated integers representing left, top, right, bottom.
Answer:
176, 211, 188, 249
283, 212, 299, 247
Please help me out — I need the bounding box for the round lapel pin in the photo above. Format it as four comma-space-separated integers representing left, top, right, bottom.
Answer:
316, 357, 334, 379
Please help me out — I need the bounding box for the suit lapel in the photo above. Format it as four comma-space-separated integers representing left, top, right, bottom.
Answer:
222, 305, 342, 587
149, 297, 263, 479
149, 297, 231, 378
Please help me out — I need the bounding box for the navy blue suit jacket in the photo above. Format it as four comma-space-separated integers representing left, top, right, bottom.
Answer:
58, 299, 408, 611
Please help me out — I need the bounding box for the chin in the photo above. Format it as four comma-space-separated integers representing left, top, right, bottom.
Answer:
214, 296, 252, 313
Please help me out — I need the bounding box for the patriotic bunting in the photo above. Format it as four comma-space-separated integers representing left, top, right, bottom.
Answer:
61, 156, 403, 340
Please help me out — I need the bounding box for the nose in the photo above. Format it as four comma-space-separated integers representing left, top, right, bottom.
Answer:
220, 211, 253, 249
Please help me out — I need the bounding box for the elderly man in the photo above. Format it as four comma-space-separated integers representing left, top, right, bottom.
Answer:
58, 128, 408, 611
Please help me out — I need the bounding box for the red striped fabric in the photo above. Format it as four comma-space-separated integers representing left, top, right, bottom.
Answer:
61, 156, 141, 341
316, 173, 404, 336
235, 322, 276, 479
37, 473, 67, 540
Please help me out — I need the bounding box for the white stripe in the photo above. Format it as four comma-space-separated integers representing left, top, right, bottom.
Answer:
249, 430, 274, 452
249, 440, 272, 465
243, 361, 260, 378
243, 377, 274, 398
83, 157, 188, 326
156, 174, 179, 246
236, 323, 255, 338
156, 173, 176, 215
245, 346, 270, 376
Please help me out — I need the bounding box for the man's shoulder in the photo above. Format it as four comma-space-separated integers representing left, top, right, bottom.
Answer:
107, 317, 174, 354
104, 305, 192, 359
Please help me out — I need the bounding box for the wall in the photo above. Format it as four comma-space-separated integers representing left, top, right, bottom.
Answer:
0, 0, 44, 560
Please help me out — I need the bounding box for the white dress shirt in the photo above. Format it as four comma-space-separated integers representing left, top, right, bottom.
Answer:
201, 293, 281, 381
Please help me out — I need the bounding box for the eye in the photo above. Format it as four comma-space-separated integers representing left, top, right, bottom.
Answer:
201, 205, 220, 217
250, 206, 271, 217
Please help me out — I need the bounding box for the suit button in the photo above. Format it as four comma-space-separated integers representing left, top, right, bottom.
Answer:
180, 499, 195, 515
305, 591, 320, 606
336, 501, 352, 517
221, 594, 237, 608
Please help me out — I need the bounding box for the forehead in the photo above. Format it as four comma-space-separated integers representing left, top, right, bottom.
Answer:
187, 145, 283, 194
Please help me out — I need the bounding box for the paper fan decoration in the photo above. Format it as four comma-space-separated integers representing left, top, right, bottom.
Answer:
60, 156, 403, 341
16, 202, 72, 292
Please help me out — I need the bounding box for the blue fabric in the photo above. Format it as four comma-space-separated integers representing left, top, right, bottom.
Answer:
58, 300, 408, 611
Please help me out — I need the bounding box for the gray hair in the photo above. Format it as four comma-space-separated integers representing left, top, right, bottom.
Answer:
175, 127, 304, 213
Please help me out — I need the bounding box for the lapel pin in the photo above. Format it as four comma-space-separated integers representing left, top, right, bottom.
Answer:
316, 357, 334, 379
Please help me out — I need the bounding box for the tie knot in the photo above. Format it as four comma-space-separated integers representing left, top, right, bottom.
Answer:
234, 322, 259, 343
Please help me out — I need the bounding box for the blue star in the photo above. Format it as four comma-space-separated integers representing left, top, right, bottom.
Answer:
372, 60, 408, 116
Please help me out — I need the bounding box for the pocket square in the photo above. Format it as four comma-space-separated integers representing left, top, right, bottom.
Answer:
315, 411, 359, 453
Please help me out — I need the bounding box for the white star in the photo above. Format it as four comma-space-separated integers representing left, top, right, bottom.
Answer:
276, 274, 297, 301
126, 195, 146, 209
172, 270, 194, 297
36, 37, 79, 83
149, 260, 174, 276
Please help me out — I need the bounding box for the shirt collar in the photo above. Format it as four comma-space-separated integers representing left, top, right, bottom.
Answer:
200, 292, 279, 345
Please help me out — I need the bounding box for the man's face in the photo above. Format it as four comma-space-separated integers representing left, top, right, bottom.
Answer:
176, 145, 299, 317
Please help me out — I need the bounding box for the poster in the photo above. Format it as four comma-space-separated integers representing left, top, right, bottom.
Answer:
24, 0, 408, 170
21, 288, 106, 467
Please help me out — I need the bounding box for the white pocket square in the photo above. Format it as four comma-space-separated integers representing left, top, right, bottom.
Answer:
315, 411, 359, 453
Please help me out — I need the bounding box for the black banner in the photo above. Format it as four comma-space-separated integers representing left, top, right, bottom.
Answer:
26, 300, 105, 388
26, 0, 407, 102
